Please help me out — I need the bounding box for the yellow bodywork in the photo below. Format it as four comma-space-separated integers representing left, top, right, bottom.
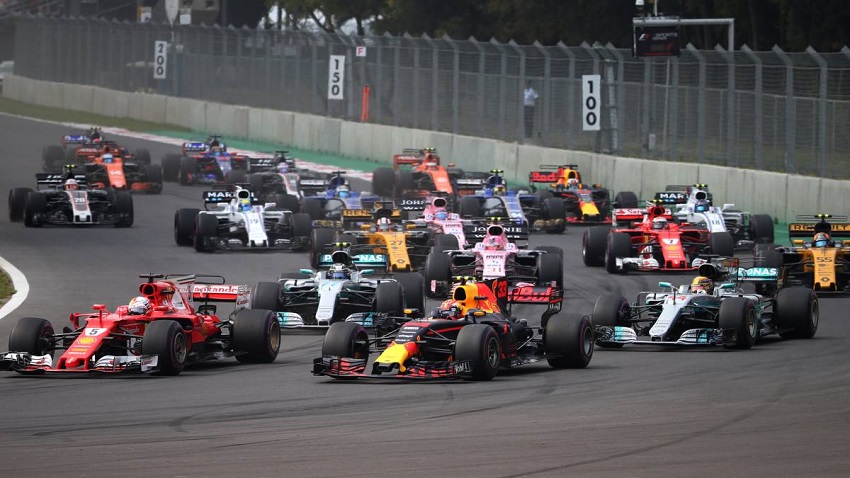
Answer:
580, 201, 600, 217
369, 231, 412, 272
800, 247, 840, 291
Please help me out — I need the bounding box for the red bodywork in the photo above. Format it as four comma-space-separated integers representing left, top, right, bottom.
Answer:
613, 205, 710, 270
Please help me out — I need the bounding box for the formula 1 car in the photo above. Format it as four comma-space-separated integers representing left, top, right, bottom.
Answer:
423, 223, 563, 298
298, 171, 383, 220
756, 214, 850, 294
8, 168, 133, 227
455, 170, 566, 233
173, 185, 312, 252
527, 164, 637, 223
312, 277, 593, 381
161, 135, 250, 185
251, 248, 425, 329
43, 129, 152, 171
582, 203, 733, 273
372, 148, 466, 199
592, 258, 818, 349
309, 207, 429, 271
658, 184, 774, 247
223, 151, 324, 209
70, 149, 163, 193
0, 274, 280, 375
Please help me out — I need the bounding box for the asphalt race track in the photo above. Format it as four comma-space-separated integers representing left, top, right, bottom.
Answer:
1, 114, 849, 478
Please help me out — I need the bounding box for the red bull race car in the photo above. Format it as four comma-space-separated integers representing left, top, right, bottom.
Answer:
528, 164, 637, 223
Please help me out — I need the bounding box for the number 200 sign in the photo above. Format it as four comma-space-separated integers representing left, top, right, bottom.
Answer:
153, 41, 167, 79
327, 55, 345, 100
582, 74, 600, 131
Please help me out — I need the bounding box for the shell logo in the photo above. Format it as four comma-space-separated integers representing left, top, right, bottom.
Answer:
78, 337, 97, 345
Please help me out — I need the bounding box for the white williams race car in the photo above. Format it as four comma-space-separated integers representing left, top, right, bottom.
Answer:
592, 258, 818, 349
173, 185, 312, 252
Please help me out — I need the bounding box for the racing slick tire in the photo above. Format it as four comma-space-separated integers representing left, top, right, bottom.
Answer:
775, 287, 818, 339
605, 232, 632, 274
395, 170, 414, 198
274, 193, 300, 213
194, 213, 219, 252
134, 149, 151, 165
542, 197, 566, 228
336, 233, 356, 246
42, 145, 64, 171
174, 208, 200, 246
251, 282, 282, 312
144, 164, 163, 194
718, 297, 757, 349
113, 190, 134, 228
592, 294, 630, 348
754, 247, 783, 295
393, 272, 425, 315
323, 322, 370, 362
750, 214, 775, 244
142, 320, 187, 376
544, 314, 594, 369
233, 309, 281, 364
290, 213, 313, 250
709, 231, 734, 258
161, 154, 181, 182
247, 173, 264, 193
435, 233, 460, 250
536, 251, 563, 288
64, 147, 79, 165
582, 226, 609, 267
178, 156, 197, 185
454, 324, 501, 381
424, 247, 452, 298
458, 196, 481, 219
537, 245, 564, 261
614, 191, 638, 208
535, 190, 554, 201
8, 187, 33, 222
302, 198, 324, 220
23, 192, 46, 227
9, 317, 55, 358
372, 167, 395, 197
310, 228, 337, 268
375, 281, 404, 315
226, 169, 246, 185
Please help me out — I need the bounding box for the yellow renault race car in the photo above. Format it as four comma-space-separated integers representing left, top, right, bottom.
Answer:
759, 214, 850, 294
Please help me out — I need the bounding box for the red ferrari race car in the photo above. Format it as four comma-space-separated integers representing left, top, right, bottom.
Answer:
371, 148, 466, 199
582, 204, 733, 274
312, 277, 592, 381
0, 274, 280, 376
528, 164, 637, 223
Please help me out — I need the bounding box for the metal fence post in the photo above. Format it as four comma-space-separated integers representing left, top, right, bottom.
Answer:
605, 42, 625, 154
715, 44, 736, 167
741, 45, 763, 170
806, 46, 827, 177
685, 44, 706, 163
511, 40, 525, 143
556, 42, 576, 149
491, 38, 508, 141
773, 45, 796, 173
408, 33, 419, 129
421, 34, 439, 131
470, 36, 486, 137
445, 34, 460, 134
533, 41, 551, 143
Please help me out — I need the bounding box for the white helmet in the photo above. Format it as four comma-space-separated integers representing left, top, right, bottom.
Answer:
64, 178, 79, 191
377, 217, 392, 231
128, 296, 151, 315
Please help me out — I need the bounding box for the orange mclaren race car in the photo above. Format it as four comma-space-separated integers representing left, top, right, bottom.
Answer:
312, 277, 593, 381
0, 274, 280, 376
74, 148, 163, 193
371, 148, 466, 199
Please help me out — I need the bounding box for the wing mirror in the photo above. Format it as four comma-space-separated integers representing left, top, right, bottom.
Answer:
299, 268, 313, 275
658, 281, 673, 289
360, 269, 374, 275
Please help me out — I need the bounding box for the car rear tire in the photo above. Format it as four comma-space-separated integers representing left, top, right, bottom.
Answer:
542, 197, 566, 233
113, 190, 134, 227
323, 322, 370, 361
375, 281, 404, 315
302, 198, 323, 220
454, 324, 501, 381
310, 228, 337, 268
393, 272, 425, 315
8, 187, 32, 222
194, 213, 219, 252
290, 213, 312, 249
718, 297, 757, 349
251, 282, 281, 311
582, 226, 609, 267
709, 231, 734, 257
275, 193, 300, 213
458, 196, 481, 218
144, 164, 163, 194
754, 247, 783, 296
372, 167, 395, 197
178, 156, 197, 185
424, 248, 452, 297
614, 191, 638, 208
435, 233, 459, 250
161, 154, 181, 182
9, 317, 54, 357
750, 214, 774, 243
174, 208, 200, 246
536, 251, 563, 288
23, 192, 46, 227
42, 145, 64, 171
233, 309, 281, 363
226, 169, 246, 185
134, 149, 151, 165
605, 232, 632, 274
545, 314, 594, 369
395, 170, 414, 198
776, 287, 818, 339
142, 320, 187, 376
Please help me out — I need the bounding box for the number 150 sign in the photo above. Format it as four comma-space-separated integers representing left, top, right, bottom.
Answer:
327, 55, 345, 100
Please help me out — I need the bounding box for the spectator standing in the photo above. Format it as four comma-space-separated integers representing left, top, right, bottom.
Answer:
523, 81, 539, 139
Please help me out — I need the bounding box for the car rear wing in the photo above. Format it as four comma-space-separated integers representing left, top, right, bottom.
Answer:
159, 274, 250, 310
316, 251, 389, 269
652, 191, 689, 205
247, 156, 278, 172
731, 266, 780, 282
395, 198, 429, 211
63, 134, 88, 145
788, 215, 850, 242
298, 178, 328, 195
35, 172, 88, 190
182, 141, 208, 153
202, 188, 260, 205
454, 177, 486, 192
612, 206, 671, 222
464, 219, 529, 244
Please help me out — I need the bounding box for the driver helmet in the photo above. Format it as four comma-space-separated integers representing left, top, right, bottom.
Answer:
102, 153, 114, 164
694, 199, 710, 213
337, 185, 350, 198
239, 198, 251, 212
651, 217, 668, 230
434, 209, 448, 221
493, 184, 507, 196
64, 178, 79, 191
376, 216, 392, 232
128, 296, 151, 315
813, 232, 830, 248
330, 264, 349, 280
484, 236, 502, 251
567, 178, 579, 189
438, 298, 463, 320
276, 162, 289, 174
691, 276, 714, 295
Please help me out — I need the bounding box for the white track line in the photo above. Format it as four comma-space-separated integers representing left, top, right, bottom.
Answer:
0, 255, 29, 321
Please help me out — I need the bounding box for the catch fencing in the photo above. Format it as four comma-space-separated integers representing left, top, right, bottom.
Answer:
11, 15, 850, 178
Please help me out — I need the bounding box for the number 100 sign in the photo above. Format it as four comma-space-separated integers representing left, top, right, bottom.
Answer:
582, 74, 600, 131
327, 55, 345, 100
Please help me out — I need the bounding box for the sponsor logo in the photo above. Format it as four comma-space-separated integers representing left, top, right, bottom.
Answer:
85, 328, 106, 336
453, 361, 472, 374
355, 254, 387, 263
77, 337, 97, 345
194, 284, 241, 294
738, 267, 778, 277
530, 171, 559, 183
